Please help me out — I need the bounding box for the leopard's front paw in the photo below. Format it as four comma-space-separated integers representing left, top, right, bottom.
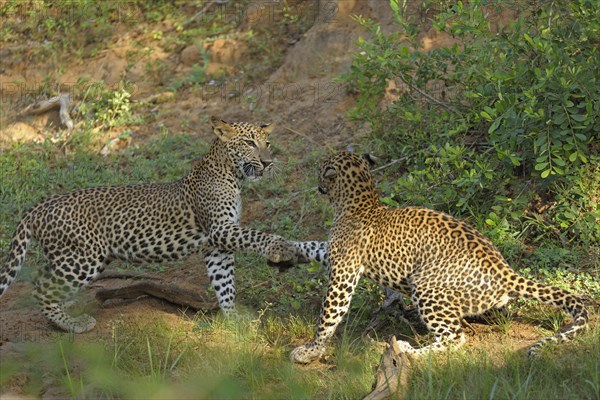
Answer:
65, 314, 97, 334
395, 339, 414, 353
290, 343, 325, 364
266, 237, 298, 265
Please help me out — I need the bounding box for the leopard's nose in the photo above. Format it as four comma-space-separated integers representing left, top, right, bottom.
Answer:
261, 160, 272, 169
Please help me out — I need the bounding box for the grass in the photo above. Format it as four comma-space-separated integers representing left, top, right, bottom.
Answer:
1, 310, 598, 399
405, 325, 600, 400
1, 1, 599, 399
1, 117, 599, 400
0, 311, 380, 399
1, 105, 598, 400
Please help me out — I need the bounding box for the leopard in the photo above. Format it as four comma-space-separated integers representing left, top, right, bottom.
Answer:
291, 151, 589, 363
0, 116, 322, 333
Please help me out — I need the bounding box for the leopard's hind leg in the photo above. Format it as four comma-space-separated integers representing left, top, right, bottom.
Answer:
34, 249, 104, 333
395, 287, 466, 355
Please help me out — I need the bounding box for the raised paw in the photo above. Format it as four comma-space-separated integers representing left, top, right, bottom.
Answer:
267, 237, 298, 265
290, 344, 325, 364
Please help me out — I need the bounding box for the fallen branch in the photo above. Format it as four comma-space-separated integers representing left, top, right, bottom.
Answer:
96, 270, 161, 281
287, 157, 405, 198
370, 157, 406, 173
21, 94, 74, 131
363, 336, 413, 400
95, 281, 216, 311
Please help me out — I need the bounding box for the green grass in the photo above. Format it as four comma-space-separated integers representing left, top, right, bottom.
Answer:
1, 310, 598, 399
0, 312, 380, 399
1, 121, 598, 400
405, 325, 600, 400
1, 124, 599, 399
1, 2, 599, 398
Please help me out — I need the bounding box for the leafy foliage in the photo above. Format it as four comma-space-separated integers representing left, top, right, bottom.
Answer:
342, 0, 600, 252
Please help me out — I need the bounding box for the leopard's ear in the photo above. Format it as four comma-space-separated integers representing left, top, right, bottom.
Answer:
361, 153, 379, 168
211, 116, 237, 142
260, 122, 275, 135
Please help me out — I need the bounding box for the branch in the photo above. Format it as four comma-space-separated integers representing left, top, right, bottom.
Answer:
370, 157, 406, 173
363, 336, 413, 400
282, 125, 323, 147
96, 281, 216, 311
96, 270, 160, 281
397, 71, 461, 115
21, 94, 74, 131
287, 157, 406, 198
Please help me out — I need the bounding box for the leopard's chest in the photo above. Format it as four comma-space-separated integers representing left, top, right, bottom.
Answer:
232, 196, 242, 224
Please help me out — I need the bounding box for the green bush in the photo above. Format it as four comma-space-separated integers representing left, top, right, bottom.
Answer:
342, 0, 600, 249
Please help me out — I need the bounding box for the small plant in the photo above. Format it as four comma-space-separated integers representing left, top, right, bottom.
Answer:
485, 308, 514, 335
95, 89, 133, 128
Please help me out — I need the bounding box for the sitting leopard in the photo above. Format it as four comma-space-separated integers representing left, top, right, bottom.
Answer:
291, 152, 589, 363
0, 116, 322, 333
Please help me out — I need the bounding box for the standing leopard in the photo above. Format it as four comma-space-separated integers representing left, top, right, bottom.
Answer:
0, 116, 321, 333
291, 152, 589, 363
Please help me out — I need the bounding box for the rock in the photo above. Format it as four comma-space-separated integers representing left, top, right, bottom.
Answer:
181, 45, 201, 66
205, 39, 248, 65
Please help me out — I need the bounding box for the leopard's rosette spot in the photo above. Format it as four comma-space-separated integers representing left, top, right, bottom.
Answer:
292, 152, 589, 363
0, 117, 300, 332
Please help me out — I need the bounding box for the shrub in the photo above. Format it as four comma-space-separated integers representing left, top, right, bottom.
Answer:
342, 0, 599, 248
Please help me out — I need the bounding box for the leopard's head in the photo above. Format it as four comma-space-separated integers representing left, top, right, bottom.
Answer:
211, 116, 275, 181
318, 152, 378, 211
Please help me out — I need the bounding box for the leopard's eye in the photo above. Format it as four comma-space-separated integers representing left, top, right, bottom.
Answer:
245, 140, 256, 147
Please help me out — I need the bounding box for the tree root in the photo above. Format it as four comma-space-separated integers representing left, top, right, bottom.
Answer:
96, 270, 161, 281
95, 281, 217, 311
21, 93, 73, 131
363, 336, 413, 400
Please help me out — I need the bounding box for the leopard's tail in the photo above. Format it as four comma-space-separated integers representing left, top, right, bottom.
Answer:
511, 274, 589, 356
0, 215, 32, 298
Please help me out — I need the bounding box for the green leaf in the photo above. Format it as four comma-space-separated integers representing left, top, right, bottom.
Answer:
553, 158, 565, 166
541, 169, 551, 178
480, 111, 492, 121
570, 114, 586, 122
569, 152, 578, 162
485, 219, 496, 227
552, 113, 566, 125
535, 162, 548, 171
488, 117, 502, 134
534, 134, 547, 147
